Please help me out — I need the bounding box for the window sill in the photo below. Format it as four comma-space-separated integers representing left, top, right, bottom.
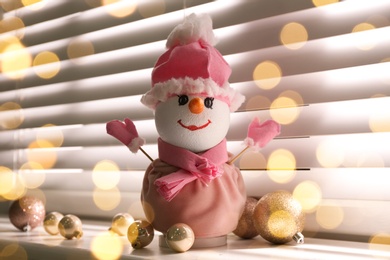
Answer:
1, 216, 389, 260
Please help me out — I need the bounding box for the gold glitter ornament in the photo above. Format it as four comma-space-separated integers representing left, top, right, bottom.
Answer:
165, 223, 195, 253
8, 196, 46, 232
109, 213, 134, 236
253, 190, 305, 244
233, 197, 259, 239
44, 212, 64, 235
127, 220, 154, 249
58, 214, 83, 239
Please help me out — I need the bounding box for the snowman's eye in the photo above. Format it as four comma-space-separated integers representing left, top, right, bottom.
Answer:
178, 95, 189, 106
204, 97, 214, 109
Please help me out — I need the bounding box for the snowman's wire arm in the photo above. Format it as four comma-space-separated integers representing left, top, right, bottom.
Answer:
139, 147, 154, 162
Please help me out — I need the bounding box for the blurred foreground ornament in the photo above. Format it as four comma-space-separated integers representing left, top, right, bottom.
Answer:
233, 197, 259, 239
165, 223, 195, 253
44, 211, 64, 235
127, 220, 154, 249
253, 190, 305, 244
8, 196, 45, 231
109, 213, 134, 236
58, 214, 83, 239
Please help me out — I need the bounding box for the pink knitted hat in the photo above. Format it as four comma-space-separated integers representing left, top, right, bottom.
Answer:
141, 13, 245, 112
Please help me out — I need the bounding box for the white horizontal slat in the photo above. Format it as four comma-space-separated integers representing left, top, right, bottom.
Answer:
4, 0, 215, 47
1, 131, 389, 170
217, 0, 390, 55
27, 166, 390, 201
237, 62, 390, 109
0, 41, 165, 91
228, 26, 390, 83
1, 96, 389, 150
0, 69, 152, 108
0, 96, 153, 130
244, 168, 390, 201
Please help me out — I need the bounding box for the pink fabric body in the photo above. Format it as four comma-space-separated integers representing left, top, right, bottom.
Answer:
151, 41, 231, 87
141, 155, 246, 238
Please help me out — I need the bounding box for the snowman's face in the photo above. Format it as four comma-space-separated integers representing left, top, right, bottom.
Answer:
155, 94, 230, 153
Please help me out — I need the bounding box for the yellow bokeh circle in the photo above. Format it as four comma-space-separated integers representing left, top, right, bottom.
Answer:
270, 97, 300, 125
280, 22, 308, 50
253, 61, 282, 90
92, 160, 120, 190
91, 231, 123, 260
293, 181, 322, 213
33, 51, 61, 79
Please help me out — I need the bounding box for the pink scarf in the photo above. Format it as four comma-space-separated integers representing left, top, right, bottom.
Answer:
154, 138, 228, 202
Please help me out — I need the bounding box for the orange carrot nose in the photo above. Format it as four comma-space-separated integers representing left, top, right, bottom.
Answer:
189, 97, 204, 114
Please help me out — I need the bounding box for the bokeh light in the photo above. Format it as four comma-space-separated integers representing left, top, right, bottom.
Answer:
253, 60, 282, 90
0, 166, 15, 196
91, 231, 123, 260
101, 0, 137, 18
316, 139, 345, 168
0, 37, 32, 79
0, 1, 24, 11
270, 96, 301, 125
1, 174, 27, 201
22, 0, 46, 10
312, 0, 339, 7
369, 109, 390, 133
67, 38, 95, 61
36, 124, 64, 148
352, 23, 376, 50
245, 95, 272, 111
280, 22, 308, 50
138, 0, 165, 18
0, 17, 25, 38
0, 102, 25, 130
293, 181, 322, 213
267, 170, 296, 184
369, 233, 390, 252
267, 149, 296, 170
0, 243, 28, 260
19, 162, 45, 189
279, 90, 304, 106
239, 151, 267, 169
316, 203, 344, 230
85, 0, 101, 8
137, 200, 154, 223
33, 51, 61, 79
27, 140, 57, 169
92, 160, 120, 190
93, 187, 121, 211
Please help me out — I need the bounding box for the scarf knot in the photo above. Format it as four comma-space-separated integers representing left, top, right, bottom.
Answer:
193, 158, 221, 183
154, 138, 228, 201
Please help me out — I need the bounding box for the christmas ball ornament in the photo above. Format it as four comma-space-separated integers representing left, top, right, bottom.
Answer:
58, 214, 83, 239
253, 190, 305, 244
127, 220, 154, 249
8, 196, 46, 232
44, 211, 64, 235
233, 197, 259, 239
109, 213, 134, 236
165, 223, 195, 253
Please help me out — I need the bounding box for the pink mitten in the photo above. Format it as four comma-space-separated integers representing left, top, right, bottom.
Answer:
106, 118, 145, 153
244, 117, 281, 151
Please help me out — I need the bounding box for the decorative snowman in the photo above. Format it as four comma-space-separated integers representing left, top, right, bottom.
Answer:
107, 13, 280, 249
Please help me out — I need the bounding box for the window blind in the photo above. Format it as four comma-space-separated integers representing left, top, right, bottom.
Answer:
1, 0, 390, 242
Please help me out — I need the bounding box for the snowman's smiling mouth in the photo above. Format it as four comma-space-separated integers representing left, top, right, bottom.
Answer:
177, 119, 212, 131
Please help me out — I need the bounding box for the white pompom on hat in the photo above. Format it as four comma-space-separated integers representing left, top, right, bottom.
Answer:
141, 13, 245, 112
